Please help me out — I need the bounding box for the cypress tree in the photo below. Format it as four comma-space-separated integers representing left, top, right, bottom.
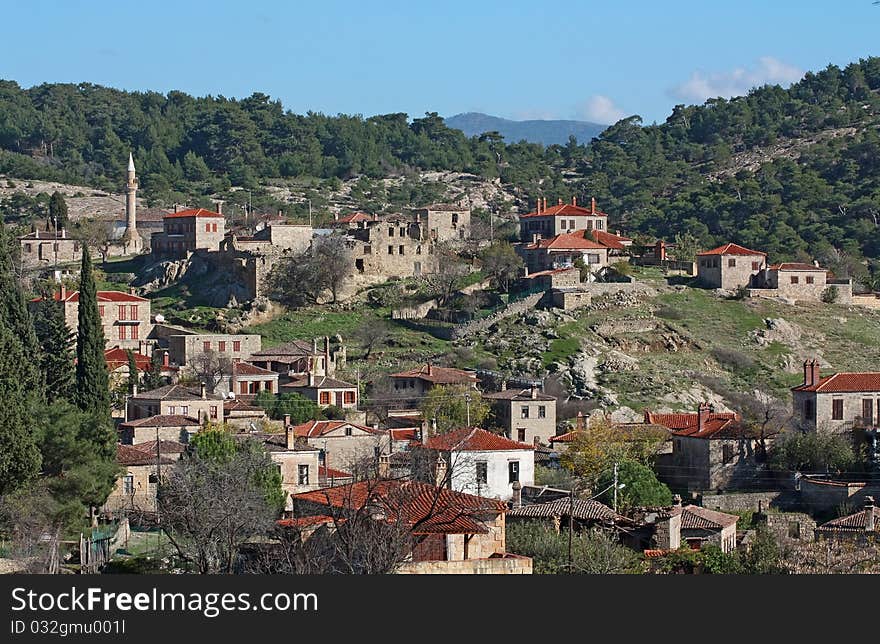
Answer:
33, 299, 75, 404
142, 350, 166, 391
74, 246, 110, 418
0, 320, 41, 494
126, 348, 139, 392
48, 191, 69, 230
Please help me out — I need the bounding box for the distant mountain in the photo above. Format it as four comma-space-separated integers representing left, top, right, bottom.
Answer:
444, 112, 607, 146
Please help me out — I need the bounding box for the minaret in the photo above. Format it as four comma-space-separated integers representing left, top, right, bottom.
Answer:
122, 152, 142, 252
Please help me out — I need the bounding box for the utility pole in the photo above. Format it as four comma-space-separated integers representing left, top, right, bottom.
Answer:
308, 199, 312, 227
567, 487, 574, 570
465, 392, 471, 427
155, 426, 161, 556
613, 462, 619, 512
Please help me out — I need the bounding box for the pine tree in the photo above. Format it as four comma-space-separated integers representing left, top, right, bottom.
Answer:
74, 246, 110, 418
32, 299, 75, 404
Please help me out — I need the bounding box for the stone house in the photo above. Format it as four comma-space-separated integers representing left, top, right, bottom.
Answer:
645, 404, 763, 493
696, 242, 767, 290
815, 496, 879, 542
249, 337, 343, 378
245, 429, 322, 509
286, 479, 531, 574
482, 386, 557, 446
126, 383, 224, 423
750, 262, 854, 304
624, 496, 739, 553
791, 359, 880, 431
679, 504, 739, 552
280, 373, 358, 409
18, 228, 81, 267
417, 427, 536, 502
413, 203, 471, 242
518, 229, 610, 274
103, 442, 184, 515
289, 419, 391, 473
34, 285, 153, 351
519, 197, 609, 241
118, 414, 201, 445
151, 208, 226, 258
506, 497, 630, 531
223, 399, 269, 430
164, 331, 262, 369
347, 217, 438, 284
390, 363, 480, 401
224, 361, 279, 397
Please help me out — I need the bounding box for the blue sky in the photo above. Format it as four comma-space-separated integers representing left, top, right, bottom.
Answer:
2, 1, 878, 125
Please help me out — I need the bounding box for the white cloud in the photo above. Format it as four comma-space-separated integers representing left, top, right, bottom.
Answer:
670, 56, 803, 103
574, 95, 626, 124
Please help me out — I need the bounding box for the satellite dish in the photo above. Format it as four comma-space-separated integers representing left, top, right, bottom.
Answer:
154, 313, 165, 323
228, 392, 236, 399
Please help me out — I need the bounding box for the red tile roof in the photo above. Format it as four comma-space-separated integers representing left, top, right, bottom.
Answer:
276, 515, 338, 529
816, 505, 879, 532
388, 428, 418, 441
525, 229, 608, 251
119, 414, 201, 428
697, 243, 766, 257
591, 230, 633, 250
319, 465, 352, 480
163, 208, 224, 219
282, 375, 356, 389
334, 212, 374, 225
422, 427, 534, 452
643, 410, 741, 438
520, 203, 607, 219
768, 262, 826, 272
390, 364, 480, 384
680, 505, 739, 530
291, 420, 384, 438
792, 372, 880, 393
549, 430, 581, 443
116, 444, 176, 466
292, 479, 505, 534
104, 348, 152, 371
232, 361, 278, 377
36, 289, 149, 303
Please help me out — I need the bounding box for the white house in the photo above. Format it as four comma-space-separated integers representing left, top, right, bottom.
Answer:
421, 427, 535, 501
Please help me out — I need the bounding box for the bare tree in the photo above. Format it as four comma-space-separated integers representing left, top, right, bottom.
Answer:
420, 245, 471, 307
266, 234, 353, 306
190, 349, 232, 393
351, 315, 392, 360
76, 218, 113, 264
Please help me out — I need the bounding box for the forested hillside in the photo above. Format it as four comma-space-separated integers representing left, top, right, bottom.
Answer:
2, 57, 880, 277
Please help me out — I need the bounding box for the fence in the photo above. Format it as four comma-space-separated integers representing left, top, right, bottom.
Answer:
79, 519, 127, 573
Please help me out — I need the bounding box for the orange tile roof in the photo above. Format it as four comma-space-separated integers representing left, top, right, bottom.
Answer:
104, 348, 152, 371
116, 444, 176, 466
390, 364, 480, 384
291, 420, 384, 438
319, 465, 352, 479
681, 505, 739, 529
232, 361, 278, 377
591, 230, 632, 250
520, 203, 607, 219
334, 212, 373, 224
163, 208, 224, 219
36, 289, 149, 303
423, 427, 534, 452
643, 410, 741, 438
697, 243, 766, 257
525, 229, 608, 251
119, 414, 201, 428
768, 262, 826, 272
549, 430, 581, 443
276, 515, 338, 529
292, 479, 505, 534
792, 372, 880, 393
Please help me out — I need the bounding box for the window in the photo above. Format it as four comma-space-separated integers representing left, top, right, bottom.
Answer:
363, 245, 372, 255
728, 258, 736, 267
521, 406, 530, 419
210, 405, 218, 420
24, 244, 32, 253
203, 341, 211, 352
123, 475, 134, 495
212, 223, 218, 233
399, 245, 405, 255
298, 464, 310, 486
319, 392, 331, 405
416, 245, 422, 255
586, 253, 600, 264
168, 405, 176, 415
790, 276, 799, 284
118, 305, 127, 320
345, 426, 353, 436
803, 399, 814, 421
118, 325, 127, 340
517, 428, 526, 442
388, 245, 394, 255
863, 399, 874, 424
508, 461, 520, 483
722, 443, 734, 464
538, 405, 546, 418
218, 341, 226, 352
596, 220, 604, 230
806, 276, 814, 284
205, 224, 211, 233
130, 325, 139, 340
181, 405, 188, 415
129, 305, 138, 319
752, 261, 761, 270
388, 228, 395, 237
452, 213, 459, 224
476, 461, 488, 484
344, 391, 355, 404
233, 341, 241, 352
832, 399, 844, 420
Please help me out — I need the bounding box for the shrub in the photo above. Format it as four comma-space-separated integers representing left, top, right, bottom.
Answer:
654, 305, 684, 320
711, 347, 757, 373
821, 286, 839, 304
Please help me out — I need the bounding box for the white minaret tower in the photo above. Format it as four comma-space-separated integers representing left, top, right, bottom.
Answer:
122, 152, 142, 252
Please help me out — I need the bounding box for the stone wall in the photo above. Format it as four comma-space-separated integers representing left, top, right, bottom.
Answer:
392, 299, 438, 320
700, 491, 783, 513
853, 293, 880, 309
451, 292, 544, 339
763, 512, 816, 543
395, 555, 532, 574
799, 477, 880, 514
550, 290, 592, 311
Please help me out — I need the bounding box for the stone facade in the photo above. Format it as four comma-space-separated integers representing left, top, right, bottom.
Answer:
791, 361, 880, 432
127, 384, 224, 423
482, 387, 557, 446
151, 208, 226, 258
349, 219, 438, 284
47, 287, 153, 351
518, 197, 608, 241
18, 229, 82, 267
697, 244, 767, 290
166, 332, 262, 368
666, 435, 761, 493
414, 204, 471, 243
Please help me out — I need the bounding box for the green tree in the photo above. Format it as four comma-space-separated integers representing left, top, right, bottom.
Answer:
479, 242, 524, 292
768, 431, 858, 474
419, 384, 489, 434
596, 459, 672, 511
31, 298, 74, 404
74, 246, 110, 419
142, 350, 166, 391
48, 191, 68, 230
126, 349, 139, 391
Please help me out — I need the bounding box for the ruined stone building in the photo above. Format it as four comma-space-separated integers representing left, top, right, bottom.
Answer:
413, 203, 471, 242
348, 217, 439, 284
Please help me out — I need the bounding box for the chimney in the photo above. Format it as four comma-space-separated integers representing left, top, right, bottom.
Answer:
378, 453, 390, 479
373, 213, 379, 221
576, 410, 585, 431
532, 233, 539, 244
334, 213, 339, 221
61, 227, 66, 239
129, 287, 136, 296
434, 453, 448, 487
536, 198, 541, 214
557, 198, 563, 206
531, 386, 538, 400
214, 200, 224, 215
286, 422, 295, 450
35, 228, 39, 239
200, 382, 206, 399
162, 351, 170, 367
131, 383, 138, 397
511, 480, 522, 508
173, 203, 179, 213
308, 372, 315, 387
697, 402, 710, 434
865, 496, 875, 532
542, 197, 547, 211
426, 362, 433, 376
810, 359, 821, 386
60, 284, 67, 300
673, 494, 682, 508
430, 416, 437, 438
591, 197, 596, 214
500, 380, 507, 391
572, 196, 577, 206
